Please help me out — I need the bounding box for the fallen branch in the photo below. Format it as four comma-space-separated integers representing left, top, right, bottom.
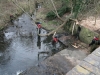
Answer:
50, 0, 64, 22
38, 14, 73, 36
52, 32, 56, 38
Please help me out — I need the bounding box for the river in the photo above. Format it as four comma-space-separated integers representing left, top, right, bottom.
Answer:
0, 14, 64, 75
0, 13, 88, 75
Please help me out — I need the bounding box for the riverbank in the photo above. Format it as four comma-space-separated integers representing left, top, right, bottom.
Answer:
0, 0, 35, 30
19, 5, 100, 75
0, 1, 100, 75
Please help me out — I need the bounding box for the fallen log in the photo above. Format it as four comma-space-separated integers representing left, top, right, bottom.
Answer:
38, 14, 73, 36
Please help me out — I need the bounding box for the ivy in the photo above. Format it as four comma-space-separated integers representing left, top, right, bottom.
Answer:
72, 0, 83, 18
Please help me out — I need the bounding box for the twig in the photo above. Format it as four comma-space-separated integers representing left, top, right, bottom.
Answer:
50, 0, 64, 22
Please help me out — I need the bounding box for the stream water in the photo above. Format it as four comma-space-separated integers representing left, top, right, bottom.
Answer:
0, 14, 88, 75
0, 14, 64, 75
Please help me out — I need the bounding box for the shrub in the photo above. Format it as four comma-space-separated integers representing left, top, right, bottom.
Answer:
46, 11, 57, 20
58, 6, 71, 17
46, 6, 71, 20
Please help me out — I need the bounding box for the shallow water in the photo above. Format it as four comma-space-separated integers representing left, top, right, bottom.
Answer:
0, 14, 63, 75
0, 14, 88, 75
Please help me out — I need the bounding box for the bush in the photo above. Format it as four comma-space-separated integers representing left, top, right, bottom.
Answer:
58, 6, 71, 17
46, 11, 57, 20
46, 6, 71, 20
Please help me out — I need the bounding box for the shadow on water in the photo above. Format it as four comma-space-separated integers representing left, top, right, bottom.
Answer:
37, 35, 41, 49
0, 14, 66, 75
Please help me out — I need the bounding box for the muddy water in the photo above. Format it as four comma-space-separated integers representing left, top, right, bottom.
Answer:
0, 14, 64, 75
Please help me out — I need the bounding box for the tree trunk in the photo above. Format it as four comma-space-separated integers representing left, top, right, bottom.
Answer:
72, 21, 76, 35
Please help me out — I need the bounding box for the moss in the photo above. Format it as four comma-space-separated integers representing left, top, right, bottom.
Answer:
90, 44, 99, 52
64, 22, 99, 52
64, 20, 99, 44
80, 26, 98, 44
64, 20, 76, 34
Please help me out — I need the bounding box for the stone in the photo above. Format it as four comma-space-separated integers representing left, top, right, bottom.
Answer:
79, 61, 100, 75
66, 68, 80, 75
84, 56, 99, 67
74, 65, 91, 75
92, 47, 100, 57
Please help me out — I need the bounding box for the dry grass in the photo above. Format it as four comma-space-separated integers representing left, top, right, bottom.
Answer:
0, 0, 35, 29
0, 0, 64, 33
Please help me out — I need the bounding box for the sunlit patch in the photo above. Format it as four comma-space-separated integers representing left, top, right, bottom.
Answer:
16, 70, 23, 75
4, 32, 16, 40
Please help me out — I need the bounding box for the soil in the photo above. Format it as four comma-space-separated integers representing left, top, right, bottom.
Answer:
59, 34, 90, 54
73, 40, 90, 54
77, 17, 100, 34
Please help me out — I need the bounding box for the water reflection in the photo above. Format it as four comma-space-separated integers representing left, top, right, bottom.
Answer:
0, 14, 65, 75
37, 35, 41, 49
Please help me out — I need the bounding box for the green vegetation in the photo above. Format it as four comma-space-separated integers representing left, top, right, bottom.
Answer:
64, 19, 99, 44
46, 6, 71, 20
58, 6, 71, 16
72, 0, 83, 18
46, 0, 100, 20
46, 11, 56, 20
